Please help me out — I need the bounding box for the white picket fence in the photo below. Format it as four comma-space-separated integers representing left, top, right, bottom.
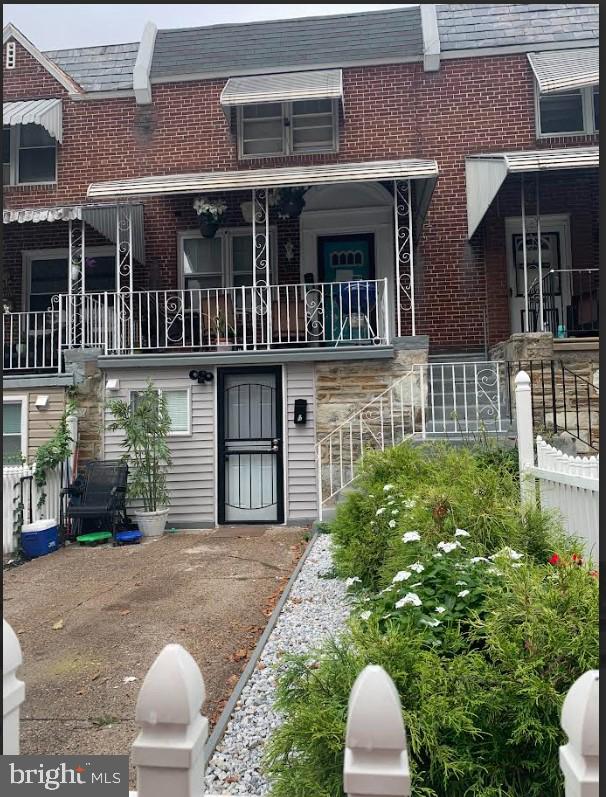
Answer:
2, 617, 598, 796
2, 466, 66, 555
515, 371, 600, 560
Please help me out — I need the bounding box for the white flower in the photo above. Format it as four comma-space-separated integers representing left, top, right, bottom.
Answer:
402, 531, 421, 543
359, 610, 372, 621
421, 617, 442, 627
387, 499, 395, 506
433, 553, 443, 558
455, 581, 467, 586
370, 520, 376, 526
392, 570, 412, 583
193, 196, 227, 219
487, 567, 502, 575
410, 582, 422, 588
380, 586, 394, 594
470, 556, 491, 564
404, 498, 417, 509
507, 549, 524, 560
395, 592, 422, 608
457, 589, 470, 598
383, 484, 394, 492
409, 562, 425, 573
455, 528, 470, 537
512, 562, 522, 568
437, 541, 461, 554
388, 519, 397, 529
376, 508, 386, 516
391, 509, 399, 515
435, 606, 446, 614
345, 576, 361, 587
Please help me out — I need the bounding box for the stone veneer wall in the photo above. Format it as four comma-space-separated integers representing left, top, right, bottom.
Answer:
64, 350, 105, 465
315, 338, 429, 441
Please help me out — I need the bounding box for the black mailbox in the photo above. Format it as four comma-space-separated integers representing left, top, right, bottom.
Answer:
294, 399, 308, 425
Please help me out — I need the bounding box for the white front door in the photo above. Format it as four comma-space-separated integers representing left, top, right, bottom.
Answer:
505, 215, 572, 334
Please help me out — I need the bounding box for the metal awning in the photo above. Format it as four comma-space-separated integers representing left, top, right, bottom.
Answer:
87, 159, 439, 199
465, 146, 599, 238
528, 48, 599, 94
3, 203, 145, 263
220, 69, 343, 111
3, 98, 63, 143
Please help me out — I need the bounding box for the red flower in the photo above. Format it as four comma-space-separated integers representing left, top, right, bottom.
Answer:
589, 570, 599, 579
572, 553, 583, 565
548, 553, 560, 565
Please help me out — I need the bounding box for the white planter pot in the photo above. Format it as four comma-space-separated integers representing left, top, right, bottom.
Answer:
135, 508, 169, 537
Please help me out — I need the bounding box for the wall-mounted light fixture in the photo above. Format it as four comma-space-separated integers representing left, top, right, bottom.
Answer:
35, 395, 49, 409
106, 378, 120, 392
294, 399, 308, 425
189, 369, 214, 385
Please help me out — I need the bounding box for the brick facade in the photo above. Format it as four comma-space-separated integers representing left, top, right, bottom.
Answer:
3, 37, 599, 351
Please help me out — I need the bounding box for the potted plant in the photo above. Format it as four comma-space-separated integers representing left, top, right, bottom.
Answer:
193, 196, 227, 238
212, 311, 234, 349
270, 186, 307, 219
106, 381, 172, 537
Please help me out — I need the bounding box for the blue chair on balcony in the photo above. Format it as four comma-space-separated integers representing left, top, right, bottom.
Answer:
334, 280, 378, 345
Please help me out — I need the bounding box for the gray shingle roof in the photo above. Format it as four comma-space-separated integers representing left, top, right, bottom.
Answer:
43, 42, 139, 92
150, 7, 424, 80
437, 4, 599, 51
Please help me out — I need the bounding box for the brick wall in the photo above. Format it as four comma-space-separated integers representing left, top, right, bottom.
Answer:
3, 37, 598, 350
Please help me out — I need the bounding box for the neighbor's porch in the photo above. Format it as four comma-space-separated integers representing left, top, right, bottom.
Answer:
3, 159, 438, 372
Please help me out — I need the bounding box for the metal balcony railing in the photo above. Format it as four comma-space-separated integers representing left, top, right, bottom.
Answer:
528, 268, 599, 337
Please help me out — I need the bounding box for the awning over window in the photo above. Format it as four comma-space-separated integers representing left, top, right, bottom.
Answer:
220, 69, 343, 112
87, 158, 439, 199
465, 146, 599, 239
3, 203, 145, 264
528, 48, 599, 94
3, 98, 63, 143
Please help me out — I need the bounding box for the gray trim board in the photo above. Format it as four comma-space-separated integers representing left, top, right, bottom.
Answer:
3, 373, 75, 389
98, 345, 396, 370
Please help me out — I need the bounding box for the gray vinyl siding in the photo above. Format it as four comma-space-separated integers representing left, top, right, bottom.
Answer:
103, 368, 216, 526
285, 363, 318, 521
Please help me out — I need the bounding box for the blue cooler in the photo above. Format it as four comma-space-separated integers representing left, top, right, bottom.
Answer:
21, 519, 59, 558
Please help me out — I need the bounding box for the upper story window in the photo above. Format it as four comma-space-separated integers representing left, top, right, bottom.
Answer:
238, 99, 338, 159
536, 85, 599, 137
24, 249, 116, 311
3, 123, 57, 185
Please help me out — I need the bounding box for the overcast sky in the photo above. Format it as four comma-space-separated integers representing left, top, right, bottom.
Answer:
4, 4, 409, 50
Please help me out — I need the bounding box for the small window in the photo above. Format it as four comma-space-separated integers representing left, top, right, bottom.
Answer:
593, 86, 599, 131
3, 399, 26, 466
17, 123, 56, 183
6, 41, 16, 69
240, 103, 284, 156
291, 99, 335, 153
3, 127, 10, 185
183, 237, 223, 290
130, 389, 190, 435
539, 90, 584, 134
28, 253, 116, 311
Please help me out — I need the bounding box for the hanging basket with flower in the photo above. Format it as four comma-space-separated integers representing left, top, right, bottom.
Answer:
269, 186, 308, 219
193, 196, 228, 238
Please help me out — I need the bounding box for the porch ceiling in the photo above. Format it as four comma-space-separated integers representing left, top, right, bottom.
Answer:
86, 158, 439, 199
465, 146, 599, 239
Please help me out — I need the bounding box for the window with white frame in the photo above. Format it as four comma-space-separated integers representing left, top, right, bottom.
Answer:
3, 398, 26, 465
130, 388, 190, 435
180, 230, 275, 291
238, 99, 337, 158
25, 249, 116, 311
536, 84, 599, 137
3, 123, 57, 185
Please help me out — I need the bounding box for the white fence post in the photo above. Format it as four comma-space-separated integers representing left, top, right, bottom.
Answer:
3, 618, 25, 754
344, 665, 410, 797
131, 643, 208, 797
559, 670, 599, 797
514, 370, 536, 504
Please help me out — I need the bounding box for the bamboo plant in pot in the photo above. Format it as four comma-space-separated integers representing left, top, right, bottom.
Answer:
106, 381, 172, 537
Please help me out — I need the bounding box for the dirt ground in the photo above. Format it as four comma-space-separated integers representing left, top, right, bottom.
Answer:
3, 525, 307, 782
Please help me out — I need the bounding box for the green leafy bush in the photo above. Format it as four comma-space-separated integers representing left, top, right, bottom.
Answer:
265, 441, 598, 797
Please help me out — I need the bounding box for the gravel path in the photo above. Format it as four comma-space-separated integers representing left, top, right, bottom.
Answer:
205, 533, 350, 795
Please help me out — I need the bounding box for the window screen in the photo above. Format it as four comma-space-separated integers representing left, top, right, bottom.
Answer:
241, 103, 284, 156
593, 87, 599, 132
183, 237, 223, 290
18, 124, 56, 183
3, 127, 10, 185
539, 91, 584, 134
131, 389, 189, 434
3, 401, 23, 465
291, 99, 335, 153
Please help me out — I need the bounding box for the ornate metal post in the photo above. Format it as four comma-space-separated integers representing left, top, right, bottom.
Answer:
252, 188, 271, 348
521, 174, 529, 333
115, 204, 134, 352
67, 216, 85, 347
393, 179, 416, 337
535, 173, 544, 332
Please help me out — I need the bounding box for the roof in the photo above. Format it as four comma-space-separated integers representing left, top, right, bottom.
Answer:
465, 146, 599, 237
149, 7, 424, 81
43, 42, 139, 92
437, 4, 599, 53
87, 158, 439, 198
528, 48, 598, 93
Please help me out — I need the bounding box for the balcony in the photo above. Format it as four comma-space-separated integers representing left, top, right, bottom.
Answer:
3, 279, 391, 372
